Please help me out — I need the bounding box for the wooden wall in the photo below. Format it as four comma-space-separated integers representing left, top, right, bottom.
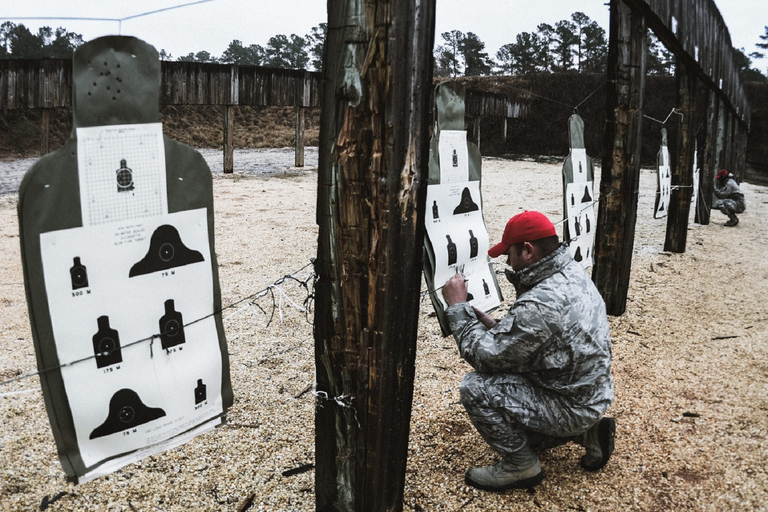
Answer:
0, 60, 322, 110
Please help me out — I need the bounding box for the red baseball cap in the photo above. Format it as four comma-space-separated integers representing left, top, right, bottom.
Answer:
716, 169, 730, 180
488, 211, 557, 258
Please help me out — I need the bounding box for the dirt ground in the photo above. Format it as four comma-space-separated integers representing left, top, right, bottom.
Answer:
1, 149, 766, 511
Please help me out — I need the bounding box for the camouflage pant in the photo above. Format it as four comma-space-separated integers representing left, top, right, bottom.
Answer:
460, 371, 602, 458
715, 198, 745, 215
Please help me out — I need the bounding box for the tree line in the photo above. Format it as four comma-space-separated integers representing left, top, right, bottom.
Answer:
1, 17, 767, 82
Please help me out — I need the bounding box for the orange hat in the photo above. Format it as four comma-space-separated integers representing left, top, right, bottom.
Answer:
488, 211, 557, 258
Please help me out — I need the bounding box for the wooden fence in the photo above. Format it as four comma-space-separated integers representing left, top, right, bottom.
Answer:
0, 59, 529, 169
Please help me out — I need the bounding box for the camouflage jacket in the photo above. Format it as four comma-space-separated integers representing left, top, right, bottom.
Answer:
446, 245, 614, 409
714, 178, 746, 209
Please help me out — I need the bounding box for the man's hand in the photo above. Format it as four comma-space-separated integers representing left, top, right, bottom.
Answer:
472, 306, 498, 329
442, 273, 468, 306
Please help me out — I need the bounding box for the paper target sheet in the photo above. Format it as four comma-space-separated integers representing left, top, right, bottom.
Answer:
426, 180, 500, 312
437, 130, 470, 183
655, 144, 672, 219
40, 208, 223, 475
77, 123, 167, 227
565, 181, 596, 267
570, 148, 590, 184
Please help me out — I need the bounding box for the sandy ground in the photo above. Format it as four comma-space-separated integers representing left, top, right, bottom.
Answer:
1, 148, 767, 511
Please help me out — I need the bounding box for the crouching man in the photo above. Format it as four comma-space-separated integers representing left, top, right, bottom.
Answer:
442, 210, 615, 491
714, 169, 746, 227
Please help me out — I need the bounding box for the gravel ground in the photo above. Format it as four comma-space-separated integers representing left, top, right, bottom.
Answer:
1, 149, 767, 511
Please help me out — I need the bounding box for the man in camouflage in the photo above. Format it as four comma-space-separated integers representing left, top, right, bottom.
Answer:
714, 169, 746, 227
442, 210, 615, 491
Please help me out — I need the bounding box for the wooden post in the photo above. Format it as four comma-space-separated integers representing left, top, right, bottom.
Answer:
592, 0, 647, 316
314, 1, 435, 511
715, 98, 726, 171
223, 105, 234, 174
664, 64, 696, 253
295, 105, 305, 167
735, 123, 748, 182
473, 115, 481, 152
696, 89, 719, 225
40, 109, 51, 156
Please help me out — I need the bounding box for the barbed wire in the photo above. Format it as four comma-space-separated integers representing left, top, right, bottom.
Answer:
0, 261, 317, 391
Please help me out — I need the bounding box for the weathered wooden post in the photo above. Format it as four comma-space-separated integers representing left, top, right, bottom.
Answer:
40, 109, 51, 156
664, 64, 697, 253
223, 65, 239, 174
295, 106, 305, 167
295, 71, 311, 167
314, 1, 435, 511
593, 0, 647, 315
735, 123, 748, 181
223, 105, 234, 174
697, 89, 719, 224
716, 99, 727, 170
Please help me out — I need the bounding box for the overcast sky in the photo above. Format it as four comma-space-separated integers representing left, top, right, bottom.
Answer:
4, 0, 767, 70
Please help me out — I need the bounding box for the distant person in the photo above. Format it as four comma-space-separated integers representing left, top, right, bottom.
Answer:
714, 169, 746, 226
442, 211, 614, 492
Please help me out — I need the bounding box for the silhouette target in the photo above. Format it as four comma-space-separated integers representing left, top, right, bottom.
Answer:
129, 225, 204, 277
159, 299, 186, 349
453, 187, 479, 214
446, 235, 457, 266
194, 379, 207, 405
70, 257, 89, 290
93, 316, 122, 368
468, 230, 478, 258
89, 389, 166, 439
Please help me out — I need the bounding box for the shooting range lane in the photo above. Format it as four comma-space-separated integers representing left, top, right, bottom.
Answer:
1, 153, 767, 509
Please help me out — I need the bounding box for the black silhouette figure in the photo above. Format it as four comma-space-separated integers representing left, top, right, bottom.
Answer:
453, 187, 479, 214
581, 185, 592, 203
93, 316, 122, 368
432, 200, 439, 219
570, 193, 575, 207
578, 161, 583, 174
452, 149, 458, 167
70, 257, 89, 290
116, 159, 135, 192
446, 235, 457, 266
586, 247, 590, 258
586, 216, 591, 233
129, 225, 204, 277
469, 230, 478, 258
159, 299, 185, 349
194, 379, 207, 405
89, 389, 166, 439
574, 216, 582, 236
574, 246, 583, 262
482, 279, 490, 296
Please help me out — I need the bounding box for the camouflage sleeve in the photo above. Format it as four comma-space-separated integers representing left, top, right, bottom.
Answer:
715, 180, 740, 199
445, 300, 552, 373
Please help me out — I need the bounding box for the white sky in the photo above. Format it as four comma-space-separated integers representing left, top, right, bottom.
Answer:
3, 0, 767, 70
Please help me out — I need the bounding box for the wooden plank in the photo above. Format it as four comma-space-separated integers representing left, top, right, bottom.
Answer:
295, 106, 305, 167
40, 109, 50, 156
314, 1, 435, 510
593, 0, 647, 315
664, 64, 696, 253
696, 89, 718, 224
223, 105, 234, 174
